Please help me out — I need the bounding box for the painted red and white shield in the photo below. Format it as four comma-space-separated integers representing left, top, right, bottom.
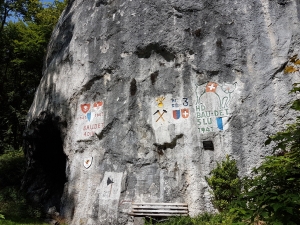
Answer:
81, 104, 90, 113
84, 157, 93, 169
206, 82, 218, 93
93, 101, 103, 111
181, 108, 189, 118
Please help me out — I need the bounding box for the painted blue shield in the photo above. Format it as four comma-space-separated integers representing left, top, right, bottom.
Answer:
173, 110, 180, 119
87, 112, 95, 122
216, 117, 223, 130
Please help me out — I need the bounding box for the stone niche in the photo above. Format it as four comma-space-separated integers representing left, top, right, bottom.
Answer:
24, 0, 300, 224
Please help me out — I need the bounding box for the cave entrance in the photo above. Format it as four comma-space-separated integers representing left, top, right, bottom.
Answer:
23, 113, 67, 214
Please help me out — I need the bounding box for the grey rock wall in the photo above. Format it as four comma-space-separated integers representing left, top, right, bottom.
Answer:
24, 0, 300, 224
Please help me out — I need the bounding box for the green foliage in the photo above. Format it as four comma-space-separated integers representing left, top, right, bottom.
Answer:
0, 0, 67, 153
205, 155, 241, 212
144, 212, 239, 225
0, 149, 25, 187
0, 151, 45, 224
0, 218, 49, 225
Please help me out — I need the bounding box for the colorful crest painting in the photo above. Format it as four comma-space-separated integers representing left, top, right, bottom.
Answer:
173, 110, 180, 119
93, 101, 103, 111
81, 104, 90, 113
205, 82, 218, 93
181, 108, 189, 118
84, 157, 93, 169
87, 112, 95, 122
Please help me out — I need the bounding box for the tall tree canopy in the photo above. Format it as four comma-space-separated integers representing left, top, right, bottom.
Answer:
0, 0, 67, 153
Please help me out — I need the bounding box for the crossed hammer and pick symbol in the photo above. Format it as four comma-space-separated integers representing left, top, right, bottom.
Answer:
153, 109, 167, 122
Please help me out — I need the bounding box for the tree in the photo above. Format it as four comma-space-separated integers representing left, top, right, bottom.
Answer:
0, 0, 67, 153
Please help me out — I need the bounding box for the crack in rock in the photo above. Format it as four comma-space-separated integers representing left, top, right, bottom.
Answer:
96, 118, 119, 140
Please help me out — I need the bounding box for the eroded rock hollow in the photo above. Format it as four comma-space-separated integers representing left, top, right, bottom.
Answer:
24, 0, 300, 224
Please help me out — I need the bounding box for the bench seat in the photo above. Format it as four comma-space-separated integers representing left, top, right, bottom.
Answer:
128, 202, 188, 217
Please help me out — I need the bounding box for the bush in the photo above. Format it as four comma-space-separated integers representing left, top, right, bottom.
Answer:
205, 155, 241, 212
0, 150, 25, 188
0, 150, 44, 223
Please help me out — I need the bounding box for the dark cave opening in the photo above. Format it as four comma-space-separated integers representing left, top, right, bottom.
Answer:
23, 112, 67, 213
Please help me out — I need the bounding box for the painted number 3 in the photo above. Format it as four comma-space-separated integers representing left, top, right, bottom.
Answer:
183, 98, 188, 106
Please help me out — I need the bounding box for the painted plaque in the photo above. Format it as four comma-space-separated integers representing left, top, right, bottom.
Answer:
97, 172, 123, 222
75, 100, 104, 139
151, 95, 191, 130
195, 82, 237, 133
83, 157, 93, 169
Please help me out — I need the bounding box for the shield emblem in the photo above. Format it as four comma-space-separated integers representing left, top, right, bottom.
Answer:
93, 101, 103, 111
216, 117, 223, 130
87, 112, 95, 121
206, 82, 218, 93
181, 108, 189, 118
81, 104, 90, 113
173, 110, 180, 119
84, 157, 93, 169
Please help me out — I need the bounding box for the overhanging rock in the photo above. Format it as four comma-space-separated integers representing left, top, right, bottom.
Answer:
24, 0, 300, 224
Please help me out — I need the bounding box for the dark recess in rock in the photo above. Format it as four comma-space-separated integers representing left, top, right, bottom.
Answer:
203, 141, 214, 150
216, 38, 223, 48
82, 75, 104, 92
207, 70, 219, 77
150, 71, 159, 85
130, 78, 137, 96
173, 6, 201, 13
135, 43, 176, 62
153, 134, 184, 151
96, 0, 109, 7
22, 112, 67, 213
194, 29, 202, 37
277, 0, 290, 5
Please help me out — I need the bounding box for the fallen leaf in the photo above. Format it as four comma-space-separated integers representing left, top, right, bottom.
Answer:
284, 66, 298, 74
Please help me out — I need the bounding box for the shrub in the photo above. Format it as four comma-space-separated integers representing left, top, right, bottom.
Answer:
205, 155, 241, 212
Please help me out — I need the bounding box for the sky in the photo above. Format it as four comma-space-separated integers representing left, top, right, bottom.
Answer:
41, 0, 57, 3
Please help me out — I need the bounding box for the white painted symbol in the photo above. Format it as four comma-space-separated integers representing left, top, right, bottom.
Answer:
183, 110, 189, 117
208, 84, 216, 91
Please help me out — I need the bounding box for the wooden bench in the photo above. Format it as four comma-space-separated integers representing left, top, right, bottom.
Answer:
128, 202, 188, 217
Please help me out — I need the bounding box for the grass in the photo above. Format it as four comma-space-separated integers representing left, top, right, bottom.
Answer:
144, 212, 239, 225
0, 150, 47, 225
0, 218, 48, 225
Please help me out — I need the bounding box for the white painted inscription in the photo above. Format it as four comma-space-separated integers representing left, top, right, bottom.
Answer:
195, 82, 237, 133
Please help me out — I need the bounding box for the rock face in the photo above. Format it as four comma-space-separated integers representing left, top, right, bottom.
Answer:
23, 0, 300, 224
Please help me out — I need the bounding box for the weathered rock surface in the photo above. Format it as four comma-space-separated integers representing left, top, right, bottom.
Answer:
23, 0, 300, 224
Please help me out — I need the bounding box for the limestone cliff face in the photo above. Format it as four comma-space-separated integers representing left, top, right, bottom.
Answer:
23, 0, 300, 224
